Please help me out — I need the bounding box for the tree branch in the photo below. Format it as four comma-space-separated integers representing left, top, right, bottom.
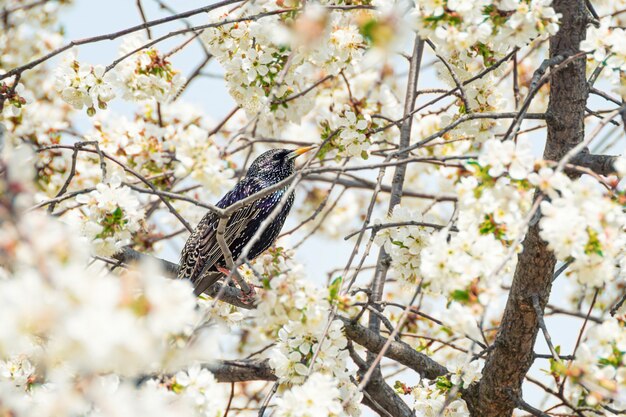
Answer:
361, 375, 415, 417
366, 36, 424, 374
338, 316, 448, 380
209, 358, 277, 383
569, 148, 619, 176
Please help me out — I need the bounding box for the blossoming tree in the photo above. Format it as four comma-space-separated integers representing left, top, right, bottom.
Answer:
1, 0, 626, 416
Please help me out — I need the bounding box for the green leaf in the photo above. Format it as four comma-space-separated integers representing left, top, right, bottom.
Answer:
328, 276, 343, 302
549, 345, 562, 374
435, 376, 453, 392
451, 289, 470, 302
359, 19, 378, 44
262, 277, 271, 290
112, 206, 123, 220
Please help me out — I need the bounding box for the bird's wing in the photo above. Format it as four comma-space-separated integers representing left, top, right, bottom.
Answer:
181, 178, 265, 293
193, 202, 262, 276
177, 210, 216, 281
190, 203, 263, 295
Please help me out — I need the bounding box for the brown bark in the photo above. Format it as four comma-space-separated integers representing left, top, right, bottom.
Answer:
465, 0, 590, 415
339, 316, 448, 380
570, 149, 618, 176
210, 359, 277, 382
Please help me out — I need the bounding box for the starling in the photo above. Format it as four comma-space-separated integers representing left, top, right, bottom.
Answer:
177, 146, 315, 296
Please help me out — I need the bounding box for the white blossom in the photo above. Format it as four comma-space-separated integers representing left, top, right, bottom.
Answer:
274, 373, 343, 417
539, 177, 626, 286
115, 35, 185, 103
55, 55, 117, 115
173, 365, 228, 416
75, 175, 144, 256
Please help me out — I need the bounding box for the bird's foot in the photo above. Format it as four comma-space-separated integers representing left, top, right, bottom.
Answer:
216, 264, 256, 305
238, 285, 257, 306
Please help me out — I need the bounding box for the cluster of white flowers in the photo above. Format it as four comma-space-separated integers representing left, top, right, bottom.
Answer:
582, 18, 626, 72
246, 248, 316, 334
201, 5, 311, 136
394, 139, 535, 296
314, 66, 400, 158
539, 175, 626, 286
581, 17, 626, 99
412, 381, 470, 417
84, 103, 234, 195
270, 319, 349, 384
275, 372, 343, 417
308, 13, 365, 76
1, 0, 71, 146
420, 227, 509, 296
460, 139, 537, 240
0, 355, 34, 388
55, 55, 117, 115
54, 37, 185, 112
0, 214, 203, 374
478, 139, 535, 180
412, 0, 559, 54
374, 205, 431, 285
3, 93, 70, 147
75, 175, 144, 256
380, 141, 535, 296
170, 365, 228, 417
329, 109, 372, 158
254, 252, 350, 383
0, 0, 66, 82
236, 248, 361, 415
0, 142, 231, 416
200, 2, 375, 146
116, 35, 186, 103
561, 320, 626, 411
403, 353, 481, 417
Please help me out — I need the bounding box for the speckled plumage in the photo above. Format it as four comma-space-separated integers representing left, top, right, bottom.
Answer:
177, 149, 300, 295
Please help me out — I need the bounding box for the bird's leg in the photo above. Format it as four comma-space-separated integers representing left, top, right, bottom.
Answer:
216, 264, 257, 305
216, 265, 231, 276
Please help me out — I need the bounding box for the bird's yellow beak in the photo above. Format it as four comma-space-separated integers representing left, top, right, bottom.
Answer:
287, 146, 316, 160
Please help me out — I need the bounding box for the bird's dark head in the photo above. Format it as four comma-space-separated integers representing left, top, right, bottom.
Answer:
246, 147, 315, 183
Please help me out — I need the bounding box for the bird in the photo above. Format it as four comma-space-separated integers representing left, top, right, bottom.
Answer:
177, 146, 315, 298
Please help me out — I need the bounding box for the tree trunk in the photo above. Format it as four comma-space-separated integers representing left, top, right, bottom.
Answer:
465, 0, 589, 415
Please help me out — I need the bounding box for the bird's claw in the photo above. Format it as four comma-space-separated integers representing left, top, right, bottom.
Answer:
217, 265, 257, 305
238, 285, 257, 305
